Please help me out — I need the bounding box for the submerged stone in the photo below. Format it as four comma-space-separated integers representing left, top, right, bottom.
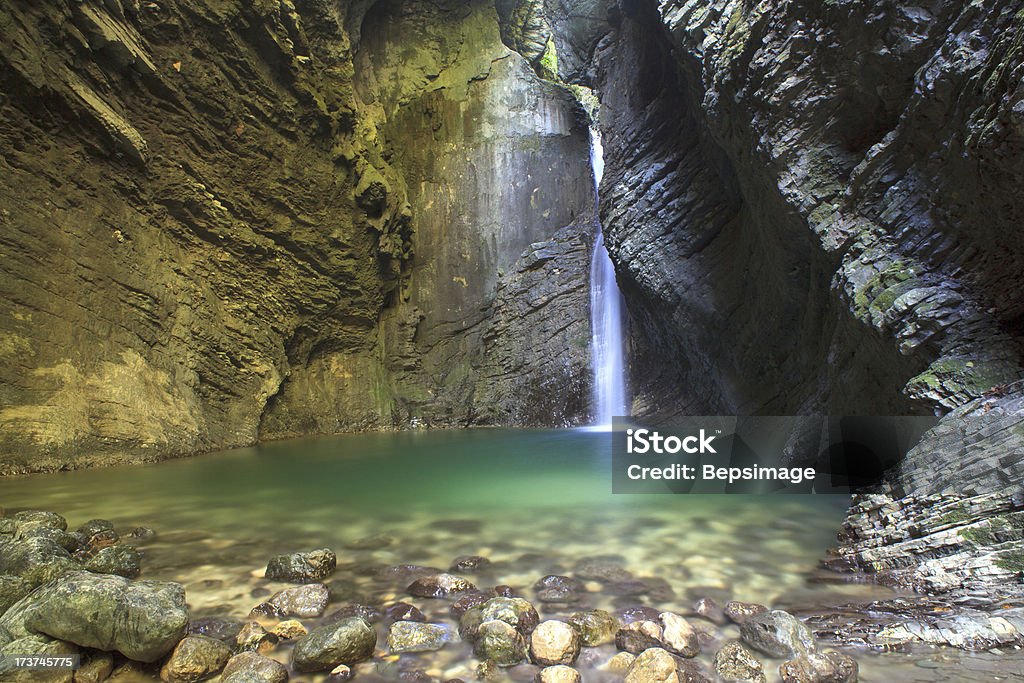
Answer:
723, 601, 768, 625
265, 548, 336, 583
291, 616, 376, 672
407, 573, 476, 598
387, 621, 449, 653
533, 575, 585, 603
461, 597, 540, 641
385, 601, 426, 623
740, 610, 816, 658
474, 619, 528, 667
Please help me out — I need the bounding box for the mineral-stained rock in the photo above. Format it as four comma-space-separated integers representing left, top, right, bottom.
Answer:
740, 611, 816, 659
0, 633, 78, 683
388, 621, 449, 653
0, 575, 32, 615
271, 619, 308, 640
291, 617, 376, 672
461, 597, 540, 640
567, 609, 617, 646
529, 620, 580, 666
407, 573, 476, 599
265, 548, 336, 583
85, 545, 141, 579
474, 619, 528, 667
533, 575, 585, 604
221, 652, 288, 683
0, 537, 77, 587
14, 511, 67, 535
714, 642, 766, 683
0, 571, 187, 662
159, 635, 232, 683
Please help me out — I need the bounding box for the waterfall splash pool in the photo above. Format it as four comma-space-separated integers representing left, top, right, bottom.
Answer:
2, 429, 1019, 681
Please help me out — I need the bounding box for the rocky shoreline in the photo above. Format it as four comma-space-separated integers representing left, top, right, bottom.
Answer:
0, 507, 868, 683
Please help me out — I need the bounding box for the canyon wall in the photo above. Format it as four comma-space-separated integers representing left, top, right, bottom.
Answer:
542, 0, 1024, 626
0, 0, 595, 474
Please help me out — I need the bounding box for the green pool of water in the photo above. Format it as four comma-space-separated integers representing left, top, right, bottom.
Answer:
1, 428, 1020, 681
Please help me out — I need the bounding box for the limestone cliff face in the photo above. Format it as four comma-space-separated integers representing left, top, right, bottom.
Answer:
546, 0, 1024, 618
0, 0, 595, 473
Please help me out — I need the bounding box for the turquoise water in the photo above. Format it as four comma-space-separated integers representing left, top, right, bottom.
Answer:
1, 429, 1020, 681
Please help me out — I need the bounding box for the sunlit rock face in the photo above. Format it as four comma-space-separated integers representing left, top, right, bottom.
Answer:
0, 0, 595, 472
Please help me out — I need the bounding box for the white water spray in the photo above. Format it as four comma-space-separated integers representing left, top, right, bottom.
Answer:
589, 129, 628, 427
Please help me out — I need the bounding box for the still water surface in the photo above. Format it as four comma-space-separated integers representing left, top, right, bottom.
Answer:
1, 429, 1020, 681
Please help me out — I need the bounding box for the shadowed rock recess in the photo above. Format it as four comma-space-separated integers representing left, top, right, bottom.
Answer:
0, 0, 595, 474
2, 0, 1024, 647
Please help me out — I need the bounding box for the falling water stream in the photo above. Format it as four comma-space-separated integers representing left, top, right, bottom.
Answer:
589, 129, 629, 426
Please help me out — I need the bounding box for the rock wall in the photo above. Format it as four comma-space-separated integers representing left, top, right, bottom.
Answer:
0, 0, 596, 473
544, 0, 1024, 621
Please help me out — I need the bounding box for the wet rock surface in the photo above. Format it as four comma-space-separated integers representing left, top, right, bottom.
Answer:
291, 616, 377, 672
714, 641, 766, 683
254, 583, 330, 618
740, 610, 817, 658
265, 549, 336, 584
529, 620, 581, 666
159, 635, 232, 683
1, 570, 187, 662
388, 621, 450, 653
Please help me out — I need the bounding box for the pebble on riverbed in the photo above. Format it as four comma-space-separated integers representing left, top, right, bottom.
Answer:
0, 506, 869, 683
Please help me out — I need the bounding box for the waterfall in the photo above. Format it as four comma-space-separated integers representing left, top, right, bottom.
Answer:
589, 129, 629, 426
